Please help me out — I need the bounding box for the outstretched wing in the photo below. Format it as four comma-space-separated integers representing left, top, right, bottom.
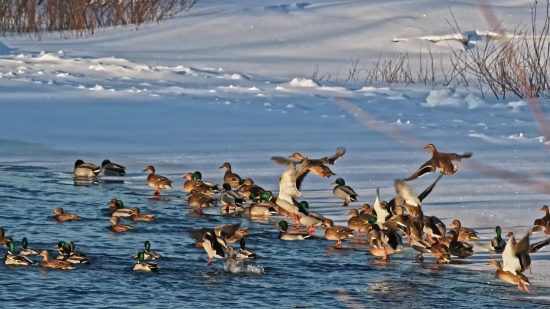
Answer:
403, 160, 436, 181
442, 152, 473, 161
319, 146, 346, 165
529, 237, 550, 253
394, 179, 420, 206
417, 174, 443, 202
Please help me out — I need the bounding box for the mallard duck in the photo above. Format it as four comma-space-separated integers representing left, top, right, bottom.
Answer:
331, 178, 357, 207
220, 182, 244, 213
447, 230, 474, 258
107, 198, 120, 212
368, 224, 403, 261
18, 237, 39, 255
393, 207, 422, 246
225, 227, 249, 243
74, 159, 100, 177
448, 219, 479, 241
322, 219, 354, 247
271, 156, 311, 203
133, 241, 162, 260
54, 241, 86, 258
238, 179, 267, 200
288, 153, 335, 178
540, 205, 550, 224
237, 238, 257, 259
318, 146, 346, 165
107, 217, 135, 233
133, 251, 159, 272
277, 221, 312, 240
423, 217, 444, 243
183, 173, 217, 195
269, 194, 301, 223
55, 243, 90, 264
429, 238, 451, 263
246, 193, 277, 217
193, 171, 222, 192
100, 159, 126, 176
52, 208, 81, 221
0, 228, 14, 245
142, 166, 172, 196
130, 207, 155, 222
4, 242, 34, 266
359, 204, 375, 216
294, 201, 323, 235
373, 188, 392, 228
490, 226, 506, 259
487, 260, 530, 292
38, 250, 75, 270
110, 200, 133, 217
404, 144, 472, 181
190, 223, 243, 248
219, 162, 242, 188
503, 231, 531, 274
345, 209, 371, 236
187, 189, 216, 210
202, 230, 225, 265
531, 205, 550, 236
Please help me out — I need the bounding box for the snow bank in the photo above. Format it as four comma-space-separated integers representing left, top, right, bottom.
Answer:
421, 87, 484, 109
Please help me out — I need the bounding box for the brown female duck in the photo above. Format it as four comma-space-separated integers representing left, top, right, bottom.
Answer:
448, 219, 479, 241
322, 219, 355, 247
142, 166, 172, 196
219, 162, 242, 188
317, 146, 346, 165
238, 178, 267, 200
288, 153, 336, 178
345, 209, 372, 236
404, 144, 472, 181
38, 250, 75, 270
187, 189, 216, 210
487, 260, 530, 292
130, 207, 155, 222
183, 173, 217, 195
52, 208, 81, 222
447, 230, 474, 258
107, 217, 135, 233
0, 228, 14, 245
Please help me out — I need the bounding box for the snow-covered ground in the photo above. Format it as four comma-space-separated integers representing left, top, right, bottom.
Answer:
1, 0, 550, 306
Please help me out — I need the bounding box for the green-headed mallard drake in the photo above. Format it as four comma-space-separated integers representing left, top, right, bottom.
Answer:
331, 178, 357, 207
19, 237, 38, 255
38, 250, 74, 270
487, 260, 530, 292
52, 208, 81, 221
404, 144, 472, 181
448, 219, 478, 241
130, 207, 155, 222
201, 230, 225, 265
187, 189, 216, 210
107, 198, 120, 212
193, 171, 222, 192
133, 241, 161, 260
110, 200, 133, 217
288, 153, 335, 178
238, 178, 267, 200
183, 173, 217, 195
74, 159, 100, 177
133, 251, 159, 272
219, 162, 242, 188
220, 182, 244, 213
322, 219, 354, 247
107, 217, 134, 233
345, 209, 371, 236
490, 226, 506, 259
447, 230, 474, 258
237, 238, 257, 259
0, 228, 14, 245
100, 159, 126, 176
277, 221, 311, 240
318, 146, 346, 165
55, 243, 90, 264
4, 242, 34, 266
294, 201, 323, 236
368, 223, 403, 261
54, 241, 86, 258
142, 166, 172, 196
246, 193, 277, 217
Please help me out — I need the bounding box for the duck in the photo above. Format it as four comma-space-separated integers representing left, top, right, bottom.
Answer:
110, 200, 133, 217
190, 223, 243, 248
18, 237, 39, 255
404, 144, 473, 181
447, 230, 474, 258
130, 207, 155, 222
294, 201, 323, 236
318, 146, 346, 165
269, 194, 301, 223
142, 166, 172, 196
133, 251, 159, 272
448, 219, 479, 241
238, 178, 267, 200
107, 217, 135, 233
246, 193, 277, 217
0, 228, 14, 245
373, 188, 392, 229
359, 204, 375, 216
224, 227, 250, 244
220, 182, 245, 213
503, 231, 531, 274
236, 238, 257, 259
55, 243, 90, 264
134, 241, 162, 260
345, 209, 371, 237
423, 216, 444, 243
183, 173, 217, 195
107, 198, 120, 212
271, 156, 311, 207
187, 189, 216, 210
392, 206, 422, 245
487, 260, 530, 293
489, 226, 506, 259
540, 205, 550, 225
368, 224, 403, 261
219, 162, 242, 188
277, 221, 312, 240
192, 171, 222, 192
429, 238, 451, 264
4, 242, 34, 266
531, 205, 550, 236
201, 230, 225, 265
38, 250, 75, 270
322, 219, 355, 247
288, 153, 336, 178
52, 208, 81, 221
100, 159, 126, 176
331, 178, 358, 207
74, 159, 101, 177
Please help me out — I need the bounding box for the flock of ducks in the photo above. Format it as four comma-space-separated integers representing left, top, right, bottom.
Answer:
3, 144, 550, 292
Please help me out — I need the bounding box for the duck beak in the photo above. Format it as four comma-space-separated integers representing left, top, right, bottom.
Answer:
218, 166, 224, 169
287, 156, 292, 158
330, 182, 336, 185
447, 223, 453, 227
106, 219, 111, 222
